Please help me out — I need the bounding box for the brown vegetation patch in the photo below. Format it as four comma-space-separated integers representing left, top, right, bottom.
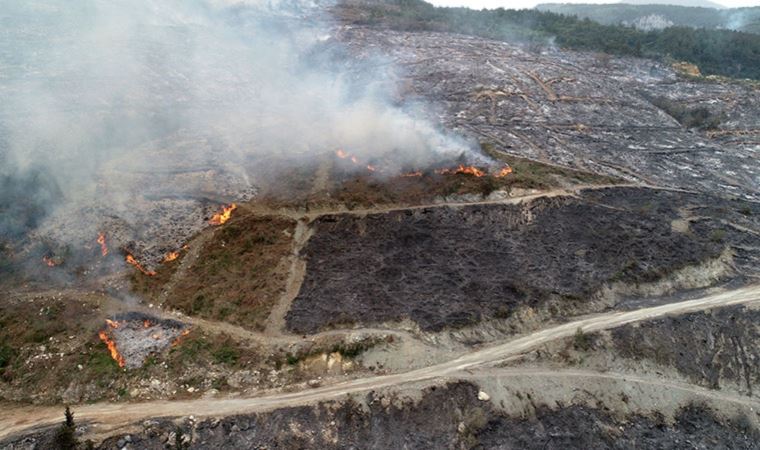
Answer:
133, 212, 296, 331
257, 147, 617, 211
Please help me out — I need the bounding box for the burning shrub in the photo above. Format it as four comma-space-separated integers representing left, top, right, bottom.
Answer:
209, 204, 237, 225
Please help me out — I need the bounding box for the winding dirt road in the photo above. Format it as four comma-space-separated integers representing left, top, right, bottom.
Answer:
2, 284, 759, 441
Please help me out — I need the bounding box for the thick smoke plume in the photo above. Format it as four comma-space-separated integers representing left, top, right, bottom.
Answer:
0, 0, 471, 277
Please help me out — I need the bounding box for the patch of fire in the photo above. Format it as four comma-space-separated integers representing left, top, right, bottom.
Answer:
335, 149, 381, 174
435, 164, 487, 177
494, 165, 513, 177
98, 312, 189, 369
431, 164, 512, 178
125, 253, 156, 276
97, 232, 108, 256
209, 203, 237, 225
42, 255, 61, 267
163, 251, 180, 263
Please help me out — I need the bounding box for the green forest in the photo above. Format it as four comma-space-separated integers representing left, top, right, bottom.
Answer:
537, 3, 760, 34
341, 0, 760, 80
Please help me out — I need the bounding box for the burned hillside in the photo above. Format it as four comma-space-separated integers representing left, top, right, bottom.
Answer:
287, 187, 760, 334
527, 304, 760, 400
335, 26, 760, 202
2, 1, 760, 447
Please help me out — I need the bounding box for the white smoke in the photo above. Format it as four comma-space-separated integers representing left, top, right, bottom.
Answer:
0, 0, 472, 272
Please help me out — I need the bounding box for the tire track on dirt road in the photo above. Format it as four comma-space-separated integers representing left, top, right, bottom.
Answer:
2, 284, 759, 441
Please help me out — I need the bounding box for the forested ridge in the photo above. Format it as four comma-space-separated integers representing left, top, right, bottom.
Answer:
339, 0, 760, 80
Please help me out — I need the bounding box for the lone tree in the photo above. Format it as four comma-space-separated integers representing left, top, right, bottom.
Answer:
55, 406, 78, 450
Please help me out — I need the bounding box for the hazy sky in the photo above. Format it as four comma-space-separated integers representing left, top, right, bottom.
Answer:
428, 0, 760, 9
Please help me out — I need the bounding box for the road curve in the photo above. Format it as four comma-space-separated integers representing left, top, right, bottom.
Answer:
2, 284, 759, 440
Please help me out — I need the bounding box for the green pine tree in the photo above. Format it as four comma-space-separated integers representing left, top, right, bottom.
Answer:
55, 406, 78, 450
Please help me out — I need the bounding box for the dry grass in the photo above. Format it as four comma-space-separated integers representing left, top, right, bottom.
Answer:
0, 291, 272, 404
479, 143, 622, 188
257, 145, 620, 211
133, 212, 296, 331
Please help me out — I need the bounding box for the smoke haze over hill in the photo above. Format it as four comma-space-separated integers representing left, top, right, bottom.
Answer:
0, 0, 470, 274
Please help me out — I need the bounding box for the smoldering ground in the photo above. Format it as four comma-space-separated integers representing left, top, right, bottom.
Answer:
0, 0, 473, 280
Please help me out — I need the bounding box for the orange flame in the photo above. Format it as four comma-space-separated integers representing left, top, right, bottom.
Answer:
495, 166, 513, 178
335, 149, 380, 173
42, 256, 58, 267
209, 204, 237, 225
163, 251, 180, 263
172, 328, 192, 347
436, 165, 486, 177
98, 329, 126, 368
105, 319, 120, 329
455, 165, 486, 177
143, 319, 152, 328
125, 254, 156, 276
97, 233, 108, 256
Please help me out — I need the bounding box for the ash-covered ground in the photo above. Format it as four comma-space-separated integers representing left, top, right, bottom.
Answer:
335, 25, 760, 202
100, 312, 188, 369
287, 186, 760, 333
533, 304, 760, 399
610, 306, 760, 396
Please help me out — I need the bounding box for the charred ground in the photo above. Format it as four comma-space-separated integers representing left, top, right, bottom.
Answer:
525, 304, 760, 400
287, 186, 759, 333
8, 382, 759, 449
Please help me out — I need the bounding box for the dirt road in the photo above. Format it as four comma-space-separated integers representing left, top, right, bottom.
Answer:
464, 368, 760, 408
2, 284, 759, 441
